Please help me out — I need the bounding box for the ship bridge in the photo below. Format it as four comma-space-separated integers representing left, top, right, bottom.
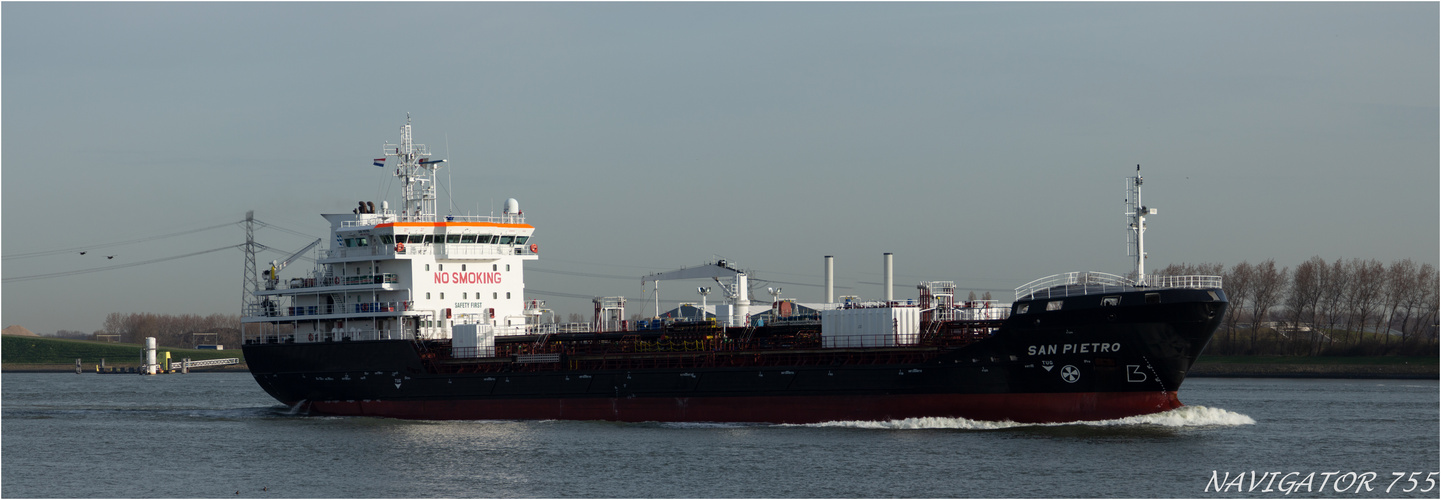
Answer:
244, 117, 539, 345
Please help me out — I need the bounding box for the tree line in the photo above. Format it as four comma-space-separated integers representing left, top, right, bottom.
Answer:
1160, 257, 1438, 356
96, 312, 242, 348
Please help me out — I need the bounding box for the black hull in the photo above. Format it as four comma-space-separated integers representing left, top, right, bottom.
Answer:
244, 287, 1225, 423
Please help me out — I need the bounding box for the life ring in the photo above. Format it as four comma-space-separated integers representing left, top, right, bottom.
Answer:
529, 243, 538, 253
396, 242, 405, 252
308, 333, 315, 342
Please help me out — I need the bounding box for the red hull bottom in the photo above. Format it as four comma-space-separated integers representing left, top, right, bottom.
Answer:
302, 391, 1184, 424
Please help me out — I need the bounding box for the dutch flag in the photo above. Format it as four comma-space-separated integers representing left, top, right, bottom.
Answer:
373, 158, 386, 167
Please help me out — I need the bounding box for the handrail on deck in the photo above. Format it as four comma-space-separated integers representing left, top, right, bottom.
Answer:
1014, 271, 1222, 301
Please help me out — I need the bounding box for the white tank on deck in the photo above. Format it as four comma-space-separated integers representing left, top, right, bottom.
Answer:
820, 307, 919, 348
144, 337, 158, 375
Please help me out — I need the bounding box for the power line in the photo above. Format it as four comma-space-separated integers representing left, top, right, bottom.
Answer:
525, 289, 707, 307
751, 278, 854, 290
528, 267, 639, 280
253, 219, 323, 239
2, 244, 244, 283
856, 281, 1013, 293
525, 288, 602, 300
2, 220, 242, 261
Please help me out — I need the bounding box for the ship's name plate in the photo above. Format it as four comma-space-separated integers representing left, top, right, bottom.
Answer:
1027, 343, 1122, 356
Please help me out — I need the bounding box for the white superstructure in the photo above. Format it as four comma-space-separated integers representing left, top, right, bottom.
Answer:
242, 117, 539, 344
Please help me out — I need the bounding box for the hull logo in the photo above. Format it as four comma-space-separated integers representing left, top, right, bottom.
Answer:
1041, 360, 1054, 372
1060, 365, 1080, 383
1126, 365, 1148, 382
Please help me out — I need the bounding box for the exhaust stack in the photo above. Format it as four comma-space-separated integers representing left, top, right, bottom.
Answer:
883, 253, 894, 303
824, 255, 834, 303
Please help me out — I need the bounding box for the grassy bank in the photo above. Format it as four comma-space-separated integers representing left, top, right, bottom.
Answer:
2, 335, 244, 371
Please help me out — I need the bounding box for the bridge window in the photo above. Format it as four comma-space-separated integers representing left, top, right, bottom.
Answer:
499, 236, 515, 244
461, 235, 478, 243
1015, 304, 1029, 314
446, 235, 461, 243
1101, 296, 1120, 307
381, 235, 393, 244
1046, 301, 1063, 311
515, 236, 528, 244
357, 237, 368, 247
423, 235, 434, 244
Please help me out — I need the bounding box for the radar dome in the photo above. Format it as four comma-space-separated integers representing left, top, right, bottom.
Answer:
504, 198, 520, 214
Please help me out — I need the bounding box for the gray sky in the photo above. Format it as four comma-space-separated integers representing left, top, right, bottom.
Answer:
4, 2, 1437, 334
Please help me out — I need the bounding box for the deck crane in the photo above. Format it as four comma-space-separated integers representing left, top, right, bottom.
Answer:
264, 238, 321, 290
642, 260, 751, 327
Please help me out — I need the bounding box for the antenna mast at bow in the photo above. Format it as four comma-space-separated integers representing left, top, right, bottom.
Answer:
1124, 164, 1155, 286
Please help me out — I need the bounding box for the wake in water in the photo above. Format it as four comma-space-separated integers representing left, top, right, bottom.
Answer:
794, 405, 1255, 430
285, 399, 309, 416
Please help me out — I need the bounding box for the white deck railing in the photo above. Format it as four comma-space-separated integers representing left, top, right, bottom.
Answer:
339, 213, 526, 228
1014, 271, 1222, 301
325, 243, 536, 260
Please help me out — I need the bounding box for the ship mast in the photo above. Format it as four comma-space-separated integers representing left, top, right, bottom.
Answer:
384, 114, 445, 222
1124, 164, 1154, 286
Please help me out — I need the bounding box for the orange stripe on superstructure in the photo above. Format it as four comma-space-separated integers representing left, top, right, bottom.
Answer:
373, 222, 534, 229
